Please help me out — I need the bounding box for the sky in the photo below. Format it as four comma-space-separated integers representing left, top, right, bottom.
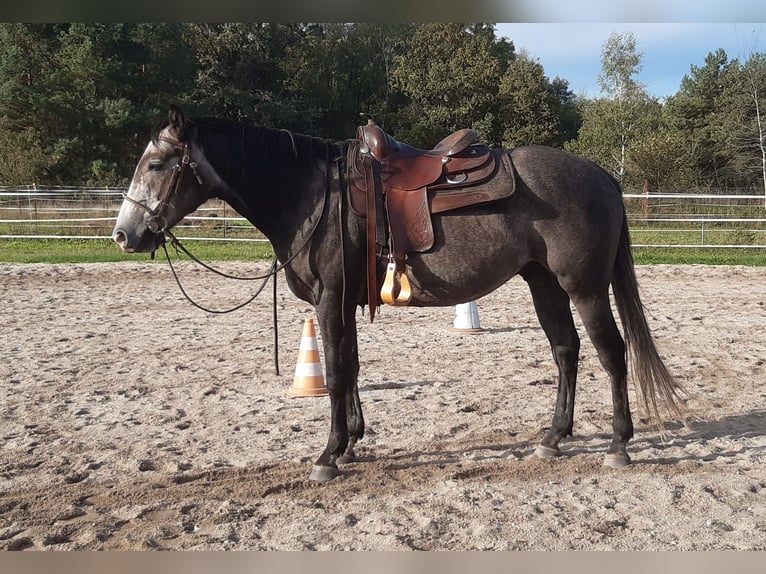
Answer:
495, 23, 765, 100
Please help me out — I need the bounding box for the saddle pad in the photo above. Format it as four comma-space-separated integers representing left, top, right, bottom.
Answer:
383, 150, 516, 254
430, 150, 516, 214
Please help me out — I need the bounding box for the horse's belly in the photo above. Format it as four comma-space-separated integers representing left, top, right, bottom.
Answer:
404, 220, 522, 306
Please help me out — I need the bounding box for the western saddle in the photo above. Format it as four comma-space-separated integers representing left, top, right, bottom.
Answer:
348, 114, 515, 321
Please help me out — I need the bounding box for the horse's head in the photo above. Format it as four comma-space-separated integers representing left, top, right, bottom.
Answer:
113, 105, 211, 253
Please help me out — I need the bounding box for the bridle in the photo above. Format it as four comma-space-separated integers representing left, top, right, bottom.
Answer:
123, 131, 331, 289
121, 135, 204, 239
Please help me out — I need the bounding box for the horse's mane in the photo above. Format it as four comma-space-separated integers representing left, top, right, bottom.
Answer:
151, 114, 340, 194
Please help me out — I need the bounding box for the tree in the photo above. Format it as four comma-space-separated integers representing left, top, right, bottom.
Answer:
54, 23, 149, 184
0, 22, 596, 185
496, 51, 560, 147
185, 23, 304, 129
596, 31, 651, 181
548, 77, 582, 147
0, 24, 66, 183
0, 116, 47, 184
627, 124, 697, 192
720, 52, 766, 202
343, 23, 414, 125
742, 53, 766, 204
280, 23, 413, 138
390, 23, 508, 146
567, 31, 662, 189
665, 48, 739, 188
0, 23, 199, 185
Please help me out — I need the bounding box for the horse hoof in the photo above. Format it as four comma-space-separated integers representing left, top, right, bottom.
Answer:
535, 444, 561, 459
603, 452, 631, 468
309, 464, 339, 482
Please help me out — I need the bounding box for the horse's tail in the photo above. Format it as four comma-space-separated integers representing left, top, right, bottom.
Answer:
611, 212, 686, 434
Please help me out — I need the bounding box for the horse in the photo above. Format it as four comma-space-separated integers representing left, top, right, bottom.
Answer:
113, 105, 685, 482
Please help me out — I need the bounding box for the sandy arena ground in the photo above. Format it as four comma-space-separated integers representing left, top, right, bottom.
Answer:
1, 261, 765, 550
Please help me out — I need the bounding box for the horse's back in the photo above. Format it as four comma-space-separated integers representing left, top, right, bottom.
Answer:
509, 145, 623, 209
404, 145, 625, 304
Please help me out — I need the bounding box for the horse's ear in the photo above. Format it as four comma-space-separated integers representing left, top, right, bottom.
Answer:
168, 105, 186, 137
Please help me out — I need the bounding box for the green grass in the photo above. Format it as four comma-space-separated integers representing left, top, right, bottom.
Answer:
0, 237, 764, 265
628, 227, 766, 265
632, 247, 766, 266
0, 238, 275, 264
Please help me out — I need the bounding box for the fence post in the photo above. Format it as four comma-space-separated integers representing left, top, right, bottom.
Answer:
642, 179, 649, 219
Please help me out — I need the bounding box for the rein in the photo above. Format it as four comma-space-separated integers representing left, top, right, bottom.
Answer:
127, 132, 335, 374
160, 234, 278, 313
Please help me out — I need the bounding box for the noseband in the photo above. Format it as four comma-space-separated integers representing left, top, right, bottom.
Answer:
122, 135, 204, 236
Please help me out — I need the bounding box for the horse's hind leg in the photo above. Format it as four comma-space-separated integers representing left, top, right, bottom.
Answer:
570, 292, 633, 467
521, 264, 580, 458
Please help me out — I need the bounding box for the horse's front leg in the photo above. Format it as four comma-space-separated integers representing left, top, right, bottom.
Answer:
337, 334, 364, 464
308, 304, 362, 482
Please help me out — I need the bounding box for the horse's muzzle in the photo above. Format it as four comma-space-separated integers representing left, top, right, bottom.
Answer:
113, 227, 162, 254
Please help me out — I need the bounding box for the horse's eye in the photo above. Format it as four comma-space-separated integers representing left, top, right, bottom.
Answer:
148, 161, 164, 171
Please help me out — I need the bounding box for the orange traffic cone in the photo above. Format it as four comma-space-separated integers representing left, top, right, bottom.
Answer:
287, 318, 328, 397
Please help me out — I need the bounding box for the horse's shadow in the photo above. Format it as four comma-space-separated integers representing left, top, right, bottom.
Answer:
349, 410, 766, 472
548, 410, 766, 465
362, 378, 458, 392
624, 409, 766, 465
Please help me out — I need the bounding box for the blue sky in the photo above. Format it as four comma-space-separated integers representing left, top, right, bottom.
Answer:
495, 23, 765, 100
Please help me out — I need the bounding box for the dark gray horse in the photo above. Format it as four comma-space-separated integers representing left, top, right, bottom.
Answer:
113, 106, 685, 481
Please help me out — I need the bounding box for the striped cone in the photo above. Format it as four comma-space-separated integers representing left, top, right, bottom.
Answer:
450, 301, 484, 334
287, 318, 328, 397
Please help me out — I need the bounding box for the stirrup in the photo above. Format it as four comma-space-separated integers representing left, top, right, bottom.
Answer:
380, 261, 412, 306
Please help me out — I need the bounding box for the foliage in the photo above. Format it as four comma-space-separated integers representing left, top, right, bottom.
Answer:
627, 124, 698, 192
661, 47, 766, 198
567, 33, 766, 196
718, 52, 766, 201
0, 116, 47, 183
569, 32, 658, 186
664, 48, 740, 188
0, 22, 764, 199
496, 51, 561, 147
280, 23, 413, 138
390, 23, 504, 145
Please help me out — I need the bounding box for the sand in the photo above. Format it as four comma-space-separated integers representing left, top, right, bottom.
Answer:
1, 261, 765, 550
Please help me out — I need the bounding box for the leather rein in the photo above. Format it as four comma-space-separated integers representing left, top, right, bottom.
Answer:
122, 134, 333, 374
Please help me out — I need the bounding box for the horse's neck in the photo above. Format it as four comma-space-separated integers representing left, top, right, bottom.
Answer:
213, 132, 333, 256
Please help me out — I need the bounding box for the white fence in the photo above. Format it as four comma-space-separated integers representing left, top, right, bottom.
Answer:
1, 186, 765, 249
0, 186, 267, 243
622, 192, 766, 249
